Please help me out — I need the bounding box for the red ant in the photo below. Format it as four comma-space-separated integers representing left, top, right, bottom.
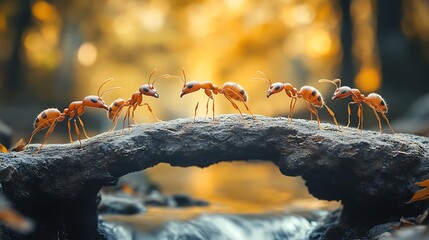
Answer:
255, 71, 339, 129
27, 79, 118, 153
319, 79, 394, 133
179, 68, 254, 122
107, 69, 170, 132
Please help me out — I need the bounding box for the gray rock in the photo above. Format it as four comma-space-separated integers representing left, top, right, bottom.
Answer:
0, 114, 428, 239
98, 194, 145, 215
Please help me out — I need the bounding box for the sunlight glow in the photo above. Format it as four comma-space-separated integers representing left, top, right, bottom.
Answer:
77, 42, 98, 67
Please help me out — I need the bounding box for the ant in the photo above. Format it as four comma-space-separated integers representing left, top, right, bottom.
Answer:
27, 79, 118, 153
179, 68, 255, 122
107, 69, 170, 132
255, 71, 339, 129
319, 79, 394, 133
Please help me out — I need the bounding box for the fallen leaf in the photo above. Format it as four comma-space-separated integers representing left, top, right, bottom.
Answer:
417, 179, 429, 187
0, 144, 7, 153
408, 181, 429, 203
10, 139, 26, 152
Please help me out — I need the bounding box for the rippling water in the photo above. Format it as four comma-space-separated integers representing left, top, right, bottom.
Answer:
102, 162, 339, 239
103, 210, 329, 240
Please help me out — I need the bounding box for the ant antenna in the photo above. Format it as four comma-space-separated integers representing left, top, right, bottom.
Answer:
98, 78, 114, 97
147, 68, 158, 85
182, 68, 187, 84
100, 87, 122, 97
151, 74, 171, 86
255, 71, 272, 85
318, 79, 342, 88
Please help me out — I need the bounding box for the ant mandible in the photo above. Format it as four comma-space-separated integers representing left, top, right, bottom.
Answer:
179, 68, 255, 122
319, 79, 394, 134
255, 71, 339, 129
27, 79, 118, 153
107, 69, 170, 132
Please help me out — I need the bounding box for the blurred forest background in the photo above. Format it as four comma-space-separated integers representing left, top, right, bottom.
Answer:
1, 0, 429, 223
1, 0, 429, 145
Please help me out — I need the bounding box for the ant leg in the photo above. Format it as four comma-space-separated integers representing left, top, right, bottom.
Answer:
27, 123, 50, 146
324, 103, 340, 127
288, 98, 294, 121
360, 104, 364, 131
290, 98, 298, 122
109, 105, 125, 132
356, 104, 362, 130
132, 104, 138, 125
127, 107, 132, 132
121, 106, 131, 134
67, 118, 73, 143
380, 112, 395, 134
77, 117, 90, 139
194, 101, 199, 122
305, 102, 320, 129
140, 103, 161, 121
347, 102, 357, 128
73, 119, 82, 148
224, 94, 247, 123
241, 101, 255, 119
35, 120, 59, 154
226, 90, 255, 119
212, 98, 214, 121
205, 97, 210, 120
369, 106, 383, 133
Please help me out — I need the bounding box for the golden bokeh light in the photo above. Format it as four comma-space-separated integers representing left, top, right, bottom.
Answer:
306, 29, 333, 58
139, 7, 165, 32
24, 31, 43, 52
354, 67, 381, 93
40, 25, 59, 46
32, 1, 58, 22
292, 4, 316, 26
23, 29, 61, 68
112, 15, 135, 36
77, 42, 98, 67
351, 0, 382, 92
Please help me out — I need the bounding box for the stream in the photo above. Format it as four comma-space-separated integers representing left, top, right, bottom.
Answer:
101, 162, 339, 240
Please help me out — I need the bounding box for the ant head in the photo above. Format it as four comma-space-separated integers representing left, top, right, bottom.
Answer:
83, 95, 108, 110
253, 71, 283, 98
318, 78, 348, 101
83, 78, 120, 110
267, 82, 284, 98
179, 68, 201, 98
138, 68, 170, 98
332, 86, 352, 101
180, 81, 201, 98
139, 84, 159, 98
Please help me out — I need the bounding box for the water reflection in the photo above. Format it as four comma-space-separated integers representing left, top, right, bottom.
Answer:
145, 162, 338, 213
